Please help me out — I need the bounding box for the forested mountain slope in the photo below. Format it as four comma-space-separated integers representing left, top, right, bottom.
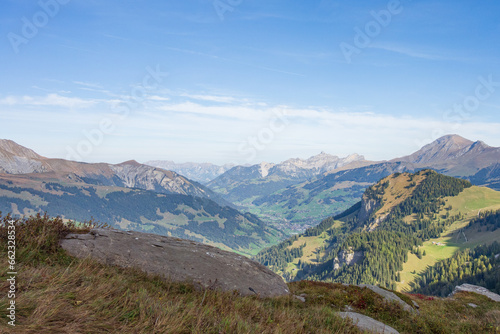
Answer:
255, 170, 500, 291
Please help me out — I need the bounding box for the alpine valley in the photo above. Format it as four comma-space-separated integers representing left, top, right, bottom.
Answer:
1, 135, 500, 328
207, 134, 500, 233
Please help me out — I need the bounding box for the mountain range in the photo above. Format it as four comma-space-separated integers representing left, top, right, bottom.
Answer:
1, 134, 499, 250
0, 139, 278, 255
206, 135, 500, 233
0, 139, 228, 206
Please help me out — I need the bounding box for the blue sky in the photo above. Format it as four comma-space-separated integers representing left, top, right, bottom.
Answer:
1, 0, 500, 165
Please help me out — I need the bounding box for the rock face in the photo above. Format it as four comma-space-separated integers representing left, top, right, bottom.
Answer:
337, 312, 400, 334
333, 247, 363, 270
0, 139, 49, 174
109, 161, 225, 204
450, 284, 500, 302
60, 228, 290, 298
358, 285, 417, 314
358, 196, 381, 223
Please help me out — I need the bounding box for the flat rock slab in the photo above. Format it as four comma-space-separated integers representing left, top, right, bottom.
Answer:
60, 228, 290, 298
358, 284, 417, 314
451, 284, 500, 302
337, 312, 400, 334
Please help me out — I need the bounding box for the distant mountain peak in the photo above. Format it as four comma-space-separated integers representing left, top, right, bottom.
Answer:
393, 134, 499, 175
0, 139, 44, 160
470, 140, 490, 149
429, 134, 474, 149
344, 153, 365, 162
311, 151, 337, 159
117, 160, 141, 167
436, 134, 472, 144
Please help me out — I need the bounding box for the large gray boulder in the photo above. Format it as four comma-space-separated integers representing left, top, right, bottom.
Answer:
337, 312, 400, 334
358, 284, 417, 314
60, 228, 290, 298
450, 284, 500, 302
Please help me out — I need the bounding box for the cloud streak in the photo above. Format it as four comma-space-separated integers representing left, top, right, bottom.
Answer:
0, 94, 98, 109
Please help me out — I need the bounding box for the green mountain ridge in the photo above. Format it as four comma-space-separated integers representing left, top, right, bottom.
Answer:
255, 170, 500, 291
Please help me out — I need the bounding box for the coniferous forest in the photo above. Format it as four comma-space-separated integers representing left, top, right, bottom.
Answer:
411, 241, 500, 296
256, 170, 482, 290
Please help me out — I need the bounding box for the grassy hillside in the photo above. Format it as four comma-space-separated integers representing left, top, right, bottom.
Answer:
397, 186, 500, 291
410, 240, 500, 297
1, 215, 499, 333
0, 179, 280, 256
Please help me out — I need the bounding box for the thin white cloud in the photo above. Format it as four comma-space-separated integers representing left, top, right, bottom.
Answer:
181, 94, 237, 103
147, 95, 171, 101
0, 94, 97, 109
157, 101, 267, 121
369, 44, 447, 60
73, 81, 103, 89
101, 34, 131, 42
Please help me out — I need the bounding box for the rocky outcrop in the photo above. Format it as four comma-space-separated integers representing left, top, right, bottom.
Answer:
60, 228, 289, 298
358, 196, 381, 223
258, 162, 276, 178
0, 156, 48, 174
450, 284, 500, 302
333, 247, 363, 270
110, 161, 221, 200
337, 312, 400, 334
358, 284, 418, 314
